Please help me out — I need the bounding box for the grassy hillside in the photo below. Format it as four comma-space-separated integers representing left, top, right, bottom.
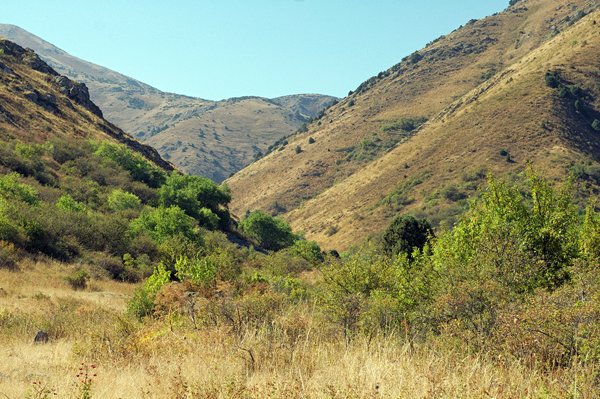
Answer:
0, 35, 599, 399
1, 172, 598, 398
227, 0, 600, 249
0, 24, 337, 182
0, 39, 171, 170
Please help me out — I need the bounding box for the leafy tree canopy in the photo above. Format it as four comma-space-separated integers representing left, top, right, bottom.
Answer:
382, 215, 433, 259
239, 210, 297, 251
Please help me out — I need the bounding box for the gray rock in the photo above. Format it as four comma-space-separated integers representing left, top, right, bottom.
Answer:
33, 330, 49, 344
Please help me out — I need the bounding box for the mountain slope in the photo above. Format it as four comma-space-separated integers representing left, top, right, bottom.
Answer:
0, 39, 171, 171
227, 0, 600, 249
0, 24, 337, 181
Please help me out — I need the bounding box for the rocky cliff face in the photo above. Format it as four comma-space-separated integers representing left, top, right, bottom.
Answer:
0, 40, 103, 118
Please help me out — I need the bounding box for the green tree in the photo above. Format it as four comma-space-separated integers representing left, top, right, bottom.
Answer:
382, 215, 433, 259
129, 206, 199, 243
159, 172, 231, 226
431, 173, 579, 294
107, 189, 141, 212
239, 210, 297, 251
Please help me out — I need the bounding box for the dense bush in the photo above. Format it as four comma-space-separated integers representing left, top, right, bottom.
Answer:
382, 117, 428, 133
56, 194, 87, 212
129, 206, 200, 243
239, 211, 297, 251
107, 189, 141, 212
64, 268, 90, 290
382, 215, 432, 259
545, 70, 561, 88
94, 142, 166, 188
322, 250, 405, 337
0, 240, 18, 270
174, 255, 217, 288
158, 172, 231, 228
128, 263, 171, 319
0, 173, 39, 205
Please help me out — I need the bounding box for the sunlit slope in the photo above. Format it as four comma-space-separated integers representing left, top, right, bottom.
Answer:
228, 0, 598, 216
286, 10, 600, 249
0, 24, 336, 181
0, 39, 171, 170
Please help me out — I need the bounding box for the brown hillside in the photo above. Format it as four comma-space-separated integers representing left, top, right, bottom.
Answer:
227, 0, 600, 249
0, 39, 173, 171
0, 24, 336, 182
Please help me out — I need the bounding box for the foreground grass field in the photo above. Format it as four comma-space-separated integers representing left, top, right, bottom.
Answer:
0, 260, 597, 399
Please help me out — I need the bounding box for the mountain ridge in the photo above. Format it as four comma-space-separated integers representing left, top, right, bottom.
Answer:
227, 0, 600, 250
0, 38, 173, 172
0, 24, 337, 181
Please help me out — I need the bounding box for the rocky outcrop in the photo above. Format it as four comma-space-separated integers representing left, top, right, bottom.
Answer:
0, 38, 173, 173
0, 40, 102, 117
53, 75, 102, 117
23, 90, 59, 113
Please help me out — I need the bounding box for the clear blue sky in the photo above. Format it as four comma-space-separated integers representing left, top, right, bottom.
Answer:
2, 0, 507, 100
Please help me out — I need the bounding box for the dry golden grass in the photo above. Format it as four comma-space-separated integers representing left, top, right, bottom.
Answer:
227, 0, 600, 250
1, 261, 597, 398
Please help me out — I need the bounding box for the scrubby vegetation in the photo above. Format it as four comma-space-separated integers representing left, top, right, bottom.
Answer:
2, 165, 598, 397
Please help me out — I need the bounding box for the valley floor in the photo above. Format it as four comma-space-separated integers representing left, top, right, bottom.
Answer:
0, 261, 596, 399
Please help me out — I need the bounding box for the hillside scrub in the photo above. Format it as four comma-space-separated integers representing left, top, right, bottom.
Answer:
130, 172, 600, 372
0, 136, 231, 271
1, 171, 599, 397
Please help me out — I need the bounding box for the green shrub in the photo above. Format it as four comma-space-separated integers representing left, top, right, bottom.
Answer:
443, 185, 468, 202
270, 275, 308, 301
120, 253, 153, 282
107, 189, 141, 212
322, 251, 403, 337
0, 173, 39, 205
65, 268, 89, 290
382, 215, 433, 259
382, 117, 427, 133
239, 211, 297, 251
0, 199, 22, 243
592, 119, 600, 132
94, 142, 166, 188
56, 194, 87, 212
197, 208, 219, 230
127, 287, 155, 320
545, 71, 561, 88
129, 206, 199, 243
0, 240, 18, 270
159, 172, 230, 224
431, 173, 579, 294
287, 240, 324, 265
174, 255, 217, 288
128, 263, 171, 319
